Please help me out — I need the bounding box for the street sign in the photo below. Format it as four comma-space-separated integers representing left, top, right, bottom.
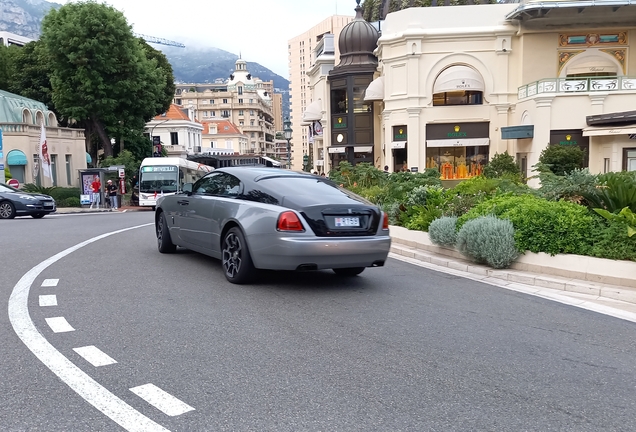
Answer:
7, 178, 19, 188
118, 168, 125, 178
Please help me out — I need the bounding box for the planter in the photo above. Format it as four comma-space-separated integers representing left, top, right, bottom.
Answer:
390, 225, 636, 289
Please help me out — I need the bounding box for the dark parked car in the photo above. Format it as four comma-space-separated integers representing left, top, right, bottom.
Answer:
155, 167, 391, 284
0, 183, 57, 219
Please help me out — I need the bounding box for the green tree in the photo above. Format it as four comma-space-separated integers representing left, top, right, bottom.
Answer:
41, 1, 170, 158
482, 151, 521, 180
537, 144, 586, 176
101, 150, 140, 188
139, 40, 176, 115
0, 44, 18, 91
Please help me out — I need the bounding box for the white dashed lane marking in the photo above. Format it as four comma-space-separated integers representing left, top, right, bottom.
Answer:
41, 279, 59, 287
130, 384, 195, 417
73, 346, 118, 367
45, 317, 75, 333
39, 295, 58, 307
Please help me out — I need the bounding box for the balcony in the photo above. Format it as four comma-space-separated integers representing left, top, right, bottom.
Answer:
518, 76, 636, 99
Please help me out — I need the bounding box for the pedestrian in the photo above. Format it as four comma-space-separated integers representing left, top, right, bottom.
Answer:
320, 172, 326, 178
106, 179, 118, 210
90, 176, 101, 209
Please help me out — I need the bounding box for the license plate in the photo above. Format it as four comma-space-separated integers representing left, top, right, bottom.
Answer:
334, 217, 360, 227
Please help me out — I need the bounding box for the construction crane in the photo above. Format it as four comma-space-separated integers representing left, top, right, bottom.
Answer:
134, 33, 185, 48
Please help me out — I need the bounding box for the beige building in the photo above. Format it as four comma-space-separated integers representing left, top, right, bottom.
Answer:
304, 1, 636, 182
145, 104, 203, 157
1, 90, 87, 188
272, 93, 283, 132
173, 59, 276, 157
288, 15, 353, 170
201, 120, 247, 155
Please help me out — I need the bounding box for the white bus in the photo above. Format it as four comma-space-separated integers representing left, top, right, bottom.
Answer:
138, 157, 213, 208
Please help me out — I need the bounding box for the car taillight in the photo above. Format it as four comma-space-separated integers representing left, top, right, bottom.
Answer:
277, 211, 304, 231
382, 212, 389, 230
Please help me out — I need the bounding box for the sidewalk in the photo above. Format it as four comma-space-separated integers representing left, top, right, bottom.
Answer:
54, 205, 153, 214
389, 228, 636, 318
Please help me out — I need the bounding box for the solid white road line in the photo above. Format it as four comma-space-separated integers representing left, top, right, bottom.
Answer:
45, 317, 75, 333
73, 346, 118, 367
130, 384, 195, 417
389, 252, 636, 324
8, 223, 168, 432
41, 279, 59, 287
39, 295, 58, 307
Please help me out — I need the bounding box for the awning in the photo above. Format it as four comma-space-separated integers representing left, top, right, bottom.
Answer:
364, 76, 384, 101
501, 125, 534, 140
426, 138, 490, 148
86, 152, 92, 164
434, 66, 484, 94
260, 155, 281, 166
354, 146, 373, 153
6, 150, 27, 166
583, 125, 636, 137
328, 147, 346, 154
302, 99, 322, 122
391, 141, 407, 149
567, 56, 617, 76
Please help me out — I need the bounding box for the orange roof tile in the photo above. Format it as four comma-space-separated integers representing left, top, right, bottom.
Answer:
202, 119, 244, 135
154, 104, 190, 121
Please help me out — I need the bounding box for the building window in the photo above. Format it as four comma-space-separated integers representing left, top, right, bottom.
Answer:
433, 91, 483, 106
222, 110, 230, 118
251, 132, 255, 138
239, 110, 244, 116
50, 154, 58, 186
211, 111, 216, 117
238, 86, 243, 95
239, 121, 244, 126
331, 88, 347, 114
9, 166, 25, 183
624, 148, 636, 171
250, 110, 254, 116
239, 99, 243, 104
175, 99, 182, 105
250, 120, 255, 126
223, 99, 228, 104
249, 99, 253, 104
65, 155, 72, 186
604, 158, 611, 173
170, 132, 179, 145
210, 99, 214, 104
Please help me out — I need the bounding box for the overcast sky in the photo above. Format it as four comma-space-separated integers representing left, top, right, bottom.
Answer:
61, 0, 356, 78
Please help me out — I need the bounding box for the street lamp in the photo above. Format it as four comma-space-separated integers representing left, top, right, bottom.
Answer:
149, 118, 170, 157
283, 117, 293, 169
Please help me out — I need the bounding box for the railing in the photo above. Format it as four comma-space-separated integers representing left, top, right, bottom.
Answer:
0, 123, 85, 138
518, 76, 636, 99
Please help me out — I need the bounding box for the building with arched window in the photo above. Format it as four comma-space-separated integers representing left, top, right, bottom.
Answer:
0, 90, 87, 187
301, 0, 636, 181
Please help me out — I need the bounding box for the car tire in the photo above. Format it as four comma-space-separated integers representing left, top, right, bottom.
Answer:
333, 267, 365, 277
31, 213, 46, 219
0, 201, 16, 219
222, 227, 255, 284
157, 212, 177, 253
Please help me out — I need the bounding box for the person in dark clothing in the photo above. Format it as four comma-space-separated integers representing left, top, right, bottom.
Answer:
106, 179, 118, 210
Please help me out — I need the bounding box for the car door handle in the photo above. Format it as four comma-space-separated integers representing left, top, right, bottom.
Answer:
177, 200, 189, 206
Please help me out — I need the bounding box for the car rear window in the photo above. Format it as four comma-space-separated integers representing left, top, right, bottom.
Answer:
258, 177, 371, 203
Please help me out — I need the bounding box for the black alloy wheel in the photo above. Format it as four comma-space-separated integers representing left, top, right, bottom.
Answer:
333, 267, 365, 277
157, 212, 176, 253
31, 213, 46, 219
222, 227, 255, 284
0, 201, 16, 219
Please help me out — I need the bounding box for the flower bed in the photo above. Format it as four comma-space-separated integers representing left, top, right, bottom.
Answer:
330, 162, 636, 268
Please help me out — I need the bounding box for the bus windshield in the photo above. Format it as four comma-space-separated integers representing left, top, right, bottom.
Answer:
140, 165, 178, 193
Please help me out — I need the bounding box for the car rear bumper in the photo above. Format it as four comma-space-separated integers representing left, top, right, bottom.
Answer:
248, 233, 392, 270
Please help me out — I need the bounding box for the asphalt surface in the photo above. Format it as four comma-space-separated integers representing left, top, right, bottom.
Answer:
1, 211, 636, 431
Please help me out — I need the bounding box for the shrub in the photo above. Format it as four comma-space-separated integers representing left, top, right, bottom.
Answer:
428, 216, 458, 247
58, 197, 81, 207
4, 167, 12, 180
458, 194, 596, 255
537, 145, 586, 176
582, 171, 636, 213
22, 184, 58, 195
406, 185, 428, 206
483, 152, 521, 180
402, 204, 443, 232
456, 215, 519, 269
538, 168, 598, 203
586, 218, 636, 261
443, 192, 488, 217
383, 202, 402, 226
49, 187, 81, 202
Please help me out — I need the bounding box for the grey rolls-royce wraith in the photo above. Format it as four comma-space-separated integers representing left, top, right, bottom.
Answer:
155, 167, 391, 284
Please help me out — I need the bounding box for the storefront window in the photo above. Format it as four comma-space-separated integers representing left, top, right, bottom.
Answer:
426, 146, 489, 179
330, 151, 348, 170
352, 87, 372, 113
433, 91, 483, 106
625, 148, 636, 171
331, 89, 348, 114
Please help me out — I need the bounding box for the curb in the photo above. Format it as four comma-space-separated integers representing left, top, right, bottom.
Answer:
391, 242, 636, 306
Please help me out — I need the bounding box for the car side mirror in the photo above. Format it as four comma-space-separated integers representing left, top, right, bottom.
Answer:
182, 183, 193, 195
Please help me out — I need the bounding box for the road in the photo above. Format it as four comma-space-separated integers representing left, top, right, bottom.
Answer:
1, 211, 635, 431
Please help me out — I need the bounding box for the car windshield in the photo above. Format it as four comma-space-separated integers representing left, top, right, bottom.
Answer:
0, 183, 19, 193
139, 166, 178, 193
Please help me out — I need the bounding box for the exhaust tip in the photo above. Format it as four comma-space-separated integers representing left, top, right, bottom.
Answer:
372, 261, 385, 267
296, 264, 318, 271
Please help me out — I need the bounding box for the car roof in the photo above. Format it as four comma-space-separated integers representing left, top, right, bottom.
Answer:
217, 167, 315, 182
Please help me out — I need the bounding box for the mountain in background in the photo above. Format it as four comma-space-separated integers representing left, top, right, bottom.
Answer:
0, 0, 291, 121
